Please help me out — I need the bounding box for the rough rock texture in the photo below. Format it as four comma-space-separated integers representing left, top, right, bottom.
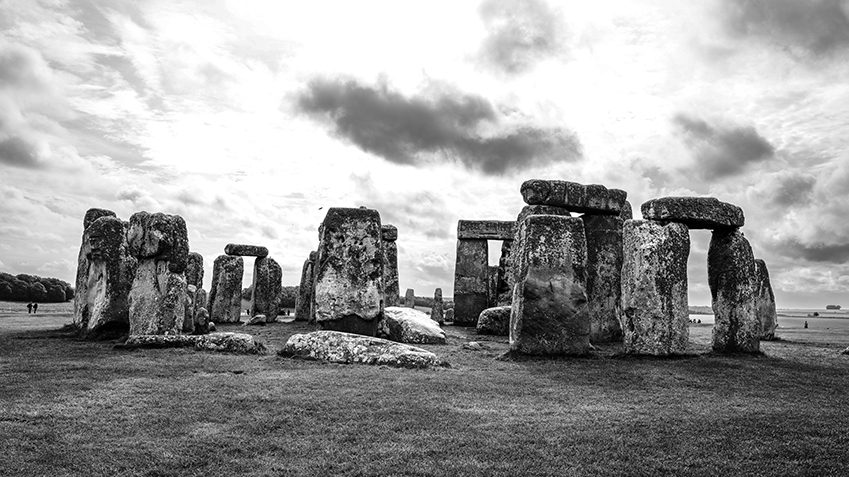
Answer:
510, 215, 590, 355
430, 288, 444, 324
620, 200, 633, 221
122, 332, 266, 354
295, 252, 316, 321
194, 307, 210, 335
404, 288, 415, 308
279, 331, 446, 368
508, 205, 572, 293
379, 307, 447, 344
244, 314, 266, 326
185, 252, 204, 288
207, 255, 244, 323
709, 229, 760, 353
250, 256, 282, 320
457, 220, 516, 240
453, 239, 488, 326
754, 259, 778, 340
520, 179, 626, 215
641, 197, 744, 230
582, 214, 625, 344
75, 208, 118, 330
83, 208, 117, 230
312, 207, 384, 336
127, 211, 189, 273
476, 306, 511, 336
74, 215, 137, 338
495, 241, 513, 306
224, 243, 269, 257
382, 225, 400, 307
621, 220, 690, 355
487, 266, 498, 308
445, 308, 454, 322
183, 285, 198, 334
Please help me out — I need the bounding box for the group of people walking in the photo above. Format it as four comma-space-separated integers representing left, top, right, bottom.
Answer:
26, 302, 39, 314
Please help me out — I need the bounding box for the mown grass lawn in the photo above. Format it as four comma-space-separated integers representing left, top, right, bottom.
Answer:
1, 303, 848, 476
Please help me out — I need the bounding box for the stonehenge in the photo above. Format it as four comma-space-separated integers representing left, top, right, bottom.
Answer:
404, 288, 415, 308
754, 259, 778, 340
382, 225, 400, 307
431, 288, 444, 324
185, 252, 204, 288
250, 256, 282, 321
520, 180, 627, 215
453, 219, 515, 326
295, 251, 317, 321
708, 229, 760, 353
225, 243, 269, 257
208, 255, 244, 323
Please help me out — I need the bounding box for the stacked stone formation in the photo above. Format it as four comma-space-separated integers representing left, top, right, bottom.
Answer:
225, 243, 269, 257
74, 211, 138, 338
520, 180, 627, 215
250, 256, 282, 321
453, 220, 515, 326
641, 197, 744, 229
126, 211, 189, 336
621, 220, 690, 355
708, 229, 760, 353
311, 207, 384, 336
430, 288, 444, 324
753, 259, 778, 340
208, 254, 244, 323
381, 225, 400, 307
510, 214, 591, 355
295, 251, 317, 321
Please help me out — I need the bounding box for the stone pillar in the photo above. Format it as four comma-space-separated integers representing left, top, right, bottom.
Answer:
431, 288, 444, 324
127, 211, 189, 336
453, 239, 488, 326
508, 205, 571, 296
621, 220, 690, 355
250, 256, 282, 321
74, 208, 118, 330
295, 251, 316, 321
495, 241, 513, 306
487, 265, 498, 308
510, 215, 590, 355
185, 252, 204, 288
582, 215, 625, 344
754, 259, 778, 340
312, 207, 384, 336
208, 255, 244, 323
708, 229, 760, 353
382, 225, 400, 307
404, 288, 415, 308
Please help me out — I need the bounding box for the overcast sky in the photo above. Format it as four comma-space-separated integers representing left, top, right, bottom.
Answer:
1, 0, 848, 308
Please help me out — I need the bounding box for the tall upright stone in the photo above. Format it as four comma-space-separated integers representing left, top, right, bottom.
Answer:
708, 229, 760, 353
382, 225, 400, 307
582, 214, 625, 344
621, 220, 690, 355
508, 205, 571, 296
430, 288, 444, 324
487, 265, 498, 308
510, 215, 590, 355
208, 255, 244, 323
185, 252, 204, 288
127, 211, 189, 336
295, 251, 316, 321
495, 241, 513, 306
312, 207, 384, 336
250, 256, 282, 320
404, 288, 415, 308
74, 208, 118, 330
453, 239, 488, 326
754, 259, 778, 340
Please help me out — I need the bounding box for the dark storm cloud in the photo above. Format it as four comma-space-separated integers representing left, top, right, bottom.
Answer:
478, 0, 564, 74
673, 114, 775, 179
776, 239, 849, 263
0, 137, 40, 168
771, 173, 816, 207
721, 0, 849, 56
296, 78, 581, 175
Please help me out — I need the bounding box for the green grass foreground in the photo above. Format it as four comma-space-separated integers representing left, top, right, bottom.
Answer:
1, 303, 848, 476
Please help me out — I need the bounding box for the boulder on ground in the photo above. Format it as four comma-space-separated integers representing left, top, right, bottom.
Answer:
709, 229, 760, 353
641, 197, 744, 229
379, 306, 446, 344
244, 314, 267, 326
476, 306, 511, 336
520, 179, 626, 215
225, 243, 269, 257
278, 330, 447, 368
121, 332, 266, 354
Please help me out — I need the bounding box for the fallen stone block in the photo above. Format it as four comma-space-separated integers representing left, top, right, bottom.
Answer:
476, 306, 511, 336
120, 332, 266, 354
379, 306, 446, 344
278, 330, 447, 368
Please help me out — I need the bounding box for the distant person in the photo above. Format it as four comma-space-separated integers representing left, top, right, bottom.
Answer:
26, 303, 32, 314
697, 319, 701, 324
33, 303, 38, 313
804, 321, 808, 329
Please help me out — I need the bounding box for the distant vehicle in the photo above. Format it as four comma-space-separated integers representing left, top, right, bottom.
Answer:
826, 305, 842, 310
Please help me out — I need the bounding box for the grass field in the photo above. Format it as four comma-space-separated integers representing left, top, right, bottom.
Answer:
2, 300, 849, 476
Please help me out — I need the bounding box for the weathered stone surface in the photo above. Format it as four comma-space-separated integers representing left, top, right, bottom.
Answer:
295, 252, 316, 321
495, 241, 512, 306
194, 307, 210, 335
641, 197, 744, 230
250, 256, 282, 320
621, 220, 690, 355
620, 200, 633, 221
312, 207, 384, 336
382, 229, 400, 307
445, 308, 454, 322
520, 180, 627, 215
207, 255, 244, 323
225, 243, 269, 257
510, 215, 590, 355
477, 306, 510, 336
183, 285, 198, 334
583, 215, 625, 344
709, 229, 760, 353
404, 288, 415, 308
754, 259, 778, 340
279, 331, 446, 368
83, 208, 117, 230
127, 211, 189, 273
244, 314, 266, 326
128, 260, 187, 336
453, 239, 488, 326
508, 205, 572, 293
487, 265, 498, 308
379, 307, 446, 344
457, 220, 515, 240
185, 252, 204, 288
121, 332, 266, 354
381, 224, 398, 242
430, 288, 444, 324
75, 215, 137, 338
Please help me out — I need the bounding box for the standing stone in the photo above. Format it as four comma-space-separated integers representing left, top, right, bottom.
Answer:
74, 208, 118, 330
185, 286, 209, 335
510, 215, 590, 355
620, 200, 633, 221
382, 225, 400, 307
404, 288, 416, 308
445, 308, 454, 322
127, 211, 189, 336
754, 259, 778, 340
225, 243, 269, 257
453, 239, 488, 326
250, 256, 282, 321
621, 220, 690, 355
708, 229, 760, 353
430, 288, 444, 324
487, 265, 498, 308
312, 207, 384, 336
495, 241, 513, 306
508, 205, 571, 296
185, 252, 204, 288
582, 215, 625, 344
208, 255, 244, 323
295, 251, 316, 321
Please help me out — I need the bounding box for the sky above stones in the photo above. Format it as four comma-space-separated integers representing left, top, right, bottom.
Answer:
1, 0, 848, 308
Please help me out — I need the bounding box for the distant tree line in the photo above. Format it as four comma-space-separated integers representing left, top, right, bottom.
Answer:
0, 272, 74, 302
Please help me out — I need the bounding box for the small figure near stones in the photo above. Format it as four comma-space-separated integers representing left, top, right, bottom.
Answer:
33, 303, 38, 314
804, 321, 808, 329
27, 303, 32, 314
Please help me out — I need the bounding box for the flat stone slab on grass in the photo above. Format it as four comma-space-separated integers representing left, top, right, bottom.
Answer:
225, 243, 269, 257
641, 197, 744, 229
279, 330, 447, 368
120, 332, 267, 354
380, 307, 446, 344
520, 179, 627, 215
